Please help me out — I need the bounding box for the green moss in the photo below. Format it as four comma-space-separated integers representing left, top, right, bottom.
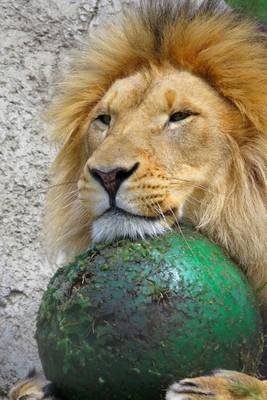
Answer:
36, 227, 263, 400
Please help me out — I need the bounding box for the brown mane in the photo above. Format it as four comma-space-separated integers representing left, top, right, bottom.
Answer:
46, 0, 267, 298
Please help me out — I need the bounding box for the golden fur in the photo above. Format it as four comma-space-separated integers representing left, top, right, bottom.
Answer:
40, 2, 267, 398
46, 0, 267, 302
8, 369, 57, 400
166, 370, 267, 399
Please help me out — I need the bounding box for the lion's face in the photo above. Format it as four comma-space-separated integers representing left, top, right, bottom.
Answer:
78, 66, 236, 242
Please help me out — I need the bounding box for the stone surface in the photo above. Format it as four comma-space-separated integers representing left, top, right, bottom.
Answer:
0, 0, 134, 393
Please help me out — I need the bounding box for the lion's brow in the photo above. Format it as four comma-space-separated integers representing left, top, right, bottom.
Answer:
165, 89, 177, 109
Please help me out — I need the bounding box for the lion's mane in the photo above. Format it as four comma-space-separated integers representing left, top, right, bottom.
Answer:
46, 0, 267, 298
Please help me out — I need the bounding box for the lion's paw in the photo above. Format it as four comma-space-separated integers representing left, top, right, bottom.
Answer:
8, 369, 58, 400
166, 370, 267, 400
166, 379, 216, 400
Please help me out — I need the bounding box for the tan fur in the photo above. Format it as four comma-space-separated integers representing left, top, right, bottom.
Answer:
8, 370, 56, 400
166, 370, 267, 399
45, 0, 267, 301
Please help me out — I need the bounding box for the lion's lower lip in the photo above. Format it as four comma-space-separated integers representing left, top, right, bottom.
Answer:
100, 206, 173, 221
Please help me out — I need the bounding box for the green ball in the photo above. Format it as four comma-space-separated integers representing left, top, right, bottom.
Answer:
36, 226, 263, 400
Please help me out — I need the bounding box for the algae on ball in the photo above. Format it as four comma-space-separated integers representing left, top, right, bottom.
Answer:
36, 227, 263, 400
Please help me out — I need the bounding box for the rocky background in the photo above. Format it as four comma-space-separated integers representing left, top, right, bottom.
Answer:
0, 0, 133, 394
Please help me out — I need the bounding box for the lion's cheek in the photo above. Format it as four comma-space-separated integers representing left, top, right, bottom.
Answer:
115, 188, 186, 220
115, 191, 145, 216
167, 188, 193, 210
78, 180, 109, 217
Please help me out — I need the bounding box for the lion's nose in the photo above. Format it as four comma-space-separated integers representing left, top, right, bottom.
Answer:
89, 163, 139, 206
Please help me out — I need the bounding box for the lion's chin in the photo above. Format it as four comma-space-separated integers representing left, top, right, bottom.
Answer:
91, 208, 171, 244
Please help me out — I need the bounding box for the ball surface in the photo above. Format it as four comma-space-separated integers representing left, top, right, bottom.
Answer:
36, 226, 263, 400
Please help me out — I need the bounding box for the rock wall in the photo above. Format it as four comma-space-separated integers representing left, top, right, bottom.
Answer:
0, 0, 133, 393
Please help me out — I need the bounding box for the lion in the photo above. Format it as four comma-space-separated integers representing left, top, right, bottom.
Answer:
10, 0, 267, 399
8, 369, 58, 400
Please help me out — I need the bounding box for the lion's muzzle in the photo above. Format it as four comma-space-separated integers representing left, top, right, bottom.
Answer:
89, 162, 139, 207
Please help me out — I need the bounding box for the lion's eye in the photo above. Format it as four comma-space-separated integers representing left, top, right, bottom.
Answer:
96, 114, 111, 126
169, 111, 194, 123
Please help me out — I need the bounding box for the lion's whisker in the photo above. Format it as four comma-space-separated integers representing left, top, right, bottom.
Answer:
167, 207, 201, 264
51, 190, 79, 204
169, 179, 230, 200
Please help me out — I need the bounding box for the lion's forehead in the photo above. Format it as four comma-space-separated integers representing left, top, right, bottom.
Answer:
100, 67, 225, 116
103, 72, 149, 110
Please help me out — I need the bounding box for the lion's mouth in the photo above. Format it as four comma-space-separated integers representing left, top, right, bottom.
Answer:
102, 207, 160, 221
98, 206, 170, 222
92, 207, 175, 243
